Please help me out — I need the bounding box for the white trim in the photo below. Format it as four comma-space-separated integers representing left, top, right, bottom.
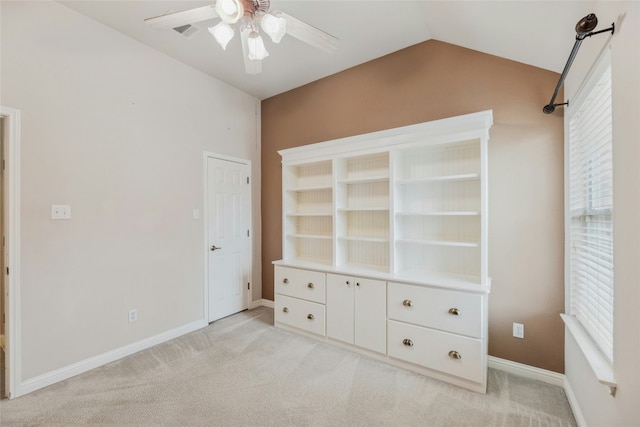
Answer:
0, 106, 21, 399
250, 298, 274, 309
203, 152, 253, 323
488, 356, 565, 387
563, 376, 588, 427
561, 314, 616, 393
15, 319, 206, 397
278, 110, 493, 164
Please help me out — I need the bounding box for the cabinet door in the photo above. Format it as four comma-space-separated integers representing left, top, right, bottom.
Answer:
326, 273, 354, 344
354, 277, 387, 354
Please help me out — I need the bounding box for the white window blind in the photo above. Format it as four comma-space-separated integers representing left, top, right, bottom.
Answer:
568, 52, 613, 363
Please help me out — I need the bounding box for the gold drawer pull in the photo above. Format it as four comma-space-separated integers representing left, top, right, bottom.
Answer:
402, 299, 413, 307
283, 278, 289, 284
282, 307, 289, 313
402, 339, 413, 347
307, 314, 314, 320
307, 282, 314, 289
448, 351, 462, 360
448, 308, 460, 316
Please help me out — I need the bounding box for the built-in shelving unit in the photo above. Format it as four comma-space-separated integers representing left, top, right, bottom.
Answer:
393, 138, 485, 284
274, 111, 493, 393
283, 160, 334, 265
279, 112, 491, 288
336, 152, 390, 272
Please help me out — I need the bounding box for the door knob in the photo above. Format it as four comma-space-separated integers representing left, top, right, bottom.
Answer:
210, 245, 222, 251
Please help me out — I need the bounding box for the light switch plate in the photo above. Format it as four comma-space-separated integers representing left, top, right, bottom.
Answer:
51, 204, 71, 220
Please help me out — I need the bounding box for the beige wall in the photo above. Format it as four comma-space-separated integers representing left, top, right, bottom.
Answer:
262, 40, 565, 372
563, 1, 640, 425
1, 1, 260, 385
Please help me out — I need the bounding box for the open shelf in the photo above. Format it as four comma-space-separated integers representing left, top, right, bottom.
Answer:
280, 111, 491, 285
397, 239, 479, 248
339, 236, 390, 243
286, 212, 333, 217
287, 185, 333, 192
287, 233, 333, 240
339, 176, 390, 184
396, 211, 480, 216
396, 173, 479, 184
286, 160, 333, 189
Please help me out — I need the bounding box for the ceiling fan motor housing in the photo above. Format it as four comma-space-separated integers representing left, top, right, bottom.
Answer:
244, 0, 270, 17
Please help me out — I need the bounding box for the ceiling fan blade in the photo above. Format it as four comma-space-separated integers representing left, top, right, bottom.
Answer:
276, 11, 338, 53
240, 27, 263, 75
144, 5, 218, 30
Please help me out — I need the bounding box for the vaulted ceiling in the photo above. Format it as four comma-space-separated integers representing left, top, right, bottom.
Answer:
59, 1, 596, 99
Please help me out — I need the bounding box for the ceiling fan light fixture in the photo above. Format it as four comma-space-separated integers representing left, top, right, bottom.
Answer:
209, 22, 235, 50
261, 13, 286, 43
247, 31, 269, 60
216, 0, 244, 24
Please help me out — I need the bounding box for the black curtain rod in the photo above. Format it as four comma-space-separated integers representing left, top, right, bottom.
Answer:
543, 14, 614, 114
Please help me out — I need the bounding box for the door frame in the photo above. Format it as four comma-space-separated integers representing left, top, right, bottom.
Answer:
0, 106, 21, 399
202, 152, 252, 322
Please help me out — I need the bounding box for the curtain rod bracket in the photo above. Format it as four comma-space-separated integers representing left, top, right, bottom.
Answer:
543, 15, 614, 115
543, 101, 569, 114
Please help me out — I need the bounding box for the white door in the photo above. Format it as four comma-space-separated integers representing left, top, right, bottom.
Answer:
207, 156, 250, 322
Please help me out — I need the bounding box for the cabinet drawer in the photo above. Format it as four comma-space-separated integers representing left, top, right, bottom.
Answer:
275, 266, 326, 304
275, 295, 326, 337
388, 282, 483, 338
388, 320, 483, 383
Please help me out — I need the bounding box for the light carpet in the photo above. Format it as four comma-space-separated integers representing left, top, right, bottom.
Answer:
0, 306, 576, 426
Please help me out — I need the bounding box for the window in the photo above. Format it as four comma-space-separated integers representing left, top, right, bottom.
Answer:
567, 51, 613, 363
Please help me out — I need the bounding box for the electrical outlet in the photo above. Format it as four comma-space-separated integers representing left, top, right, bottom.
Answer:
513, 322, 524, 339
128, 309, 138, 323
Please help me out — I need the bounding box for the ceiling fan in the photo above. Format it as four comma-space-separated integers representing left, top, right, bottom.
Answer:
144, 0, 339, 75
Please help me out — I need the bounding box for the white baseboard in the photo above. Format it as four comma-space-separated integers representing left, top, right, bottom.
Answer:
15, 319, 207, 398
563, 377, 587, 427
250, 298, 273, 309
488, 356, 565, 387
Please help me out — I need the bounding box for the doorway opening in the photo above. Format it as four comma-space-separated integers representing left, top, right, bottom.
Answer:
0, 106, 20, 399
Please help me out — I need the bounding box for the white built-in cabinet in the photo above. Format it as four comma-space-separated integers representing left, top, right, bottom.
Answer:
274, 111, 493, 393
326, 274, 387, 354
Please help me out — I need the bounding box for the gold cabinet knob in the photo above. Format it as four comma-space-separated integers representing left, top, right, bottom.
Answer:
283, 278, 289, 284
307, 314, 314, 320
308, 282, 314, 289
402, 338, 413, 347
402, 299, 413, 307
282, 307, 289, 313
448, 308, 460, 316
448, 351, 462, 360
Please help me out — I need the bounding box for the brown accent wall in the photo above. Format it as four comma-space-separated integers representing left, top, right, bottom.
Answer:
261, 40, 565, 373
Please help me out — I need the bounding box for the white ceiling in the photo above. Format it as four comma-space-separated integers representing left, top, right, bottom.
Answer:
59, 1, 597, 100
